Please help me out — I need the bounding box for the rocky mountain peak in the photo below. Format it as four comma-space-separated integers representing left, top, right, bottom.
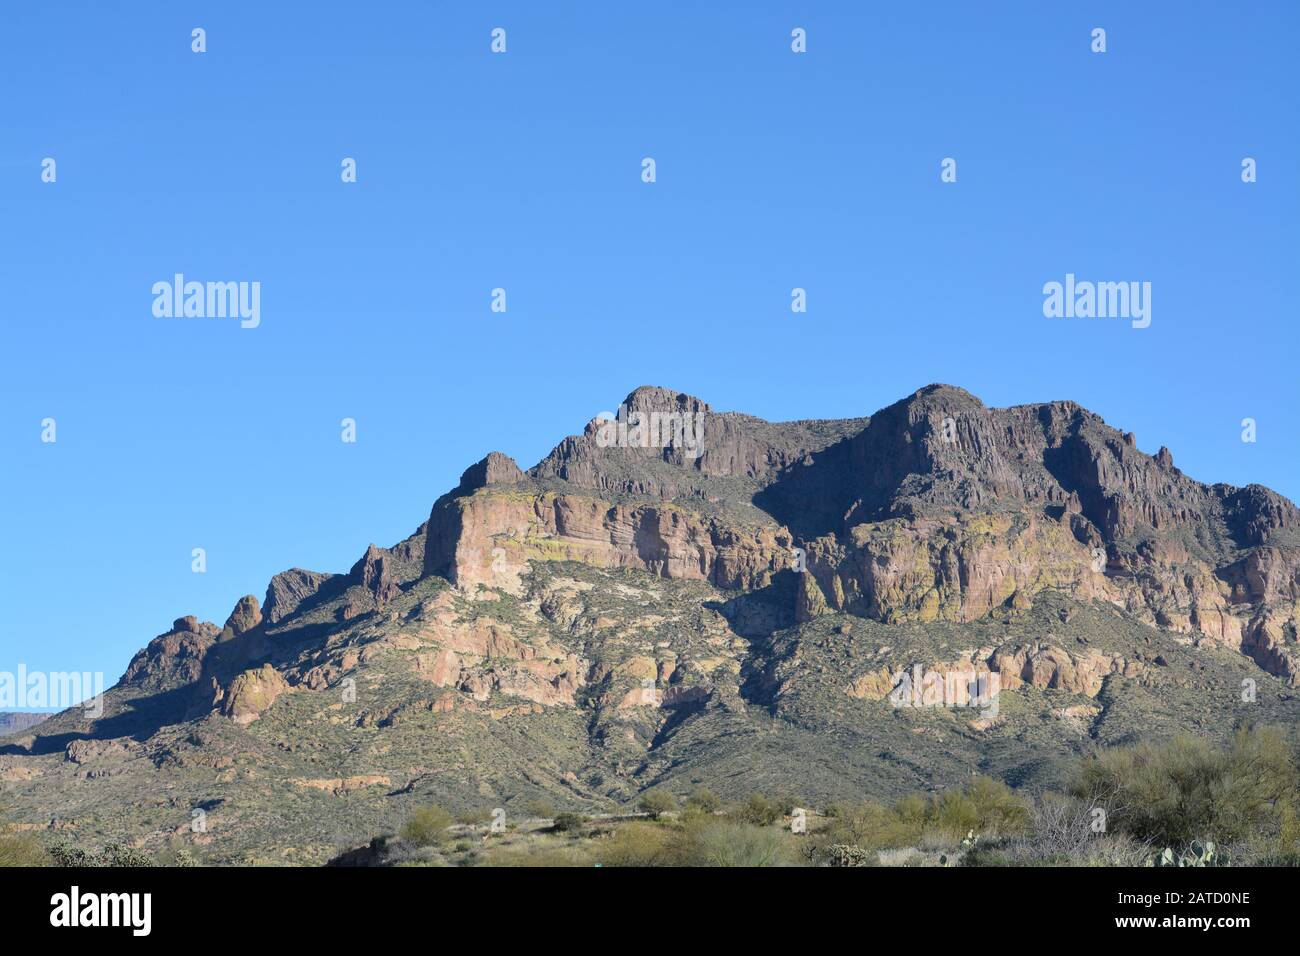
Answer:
351, 544, 399, 606
457, 452, 524, 492
264, 568, 337, 625
122, 617, 219, 690
620, 385, 712, 415
219, 595, 262, 642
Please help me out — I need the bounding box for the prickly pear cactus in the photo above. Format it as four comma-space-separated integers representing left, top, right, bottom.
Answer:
1149, 840, 1218, 867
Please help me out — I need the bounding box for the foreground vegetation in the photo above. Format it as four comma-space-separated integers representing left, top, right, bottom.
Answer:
5, 726, 1299, 867
326, 725, 1300, 867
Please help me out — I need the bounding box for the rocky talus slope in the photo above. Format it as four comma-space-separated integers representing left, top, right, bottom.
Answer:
2, 385, 1297, 862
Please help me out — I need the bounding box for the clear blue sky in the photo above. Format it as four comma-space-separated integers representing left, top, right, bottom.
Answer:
2, 1, 1296, 692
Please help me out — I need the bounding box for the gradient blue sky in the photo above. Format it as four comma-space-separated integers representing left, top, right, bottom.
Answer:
2, 1, 1297, 697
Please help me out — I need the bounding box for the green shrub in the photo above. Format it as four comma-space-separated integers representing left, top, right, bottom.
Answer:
817, 800, 921, 852
596, 822, 681, 867
680, 820, 792, 867
926, 775, 1029, 838
895, 793, 927, 827
685, 787, 722, 813
48, 841, 153, 867
811, 777, 1026, 864
728, 794, 781, 827
1072, 725, 1298, 849
402, 805, 453, 847
552, 812, 585, 832
154, 843, 200, 867
775, 795, 805, 815
637, 789, 678, 819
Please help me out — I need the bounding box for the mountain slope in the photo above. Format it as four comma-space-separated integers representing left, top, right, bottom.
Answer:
2, 384, 1297, 863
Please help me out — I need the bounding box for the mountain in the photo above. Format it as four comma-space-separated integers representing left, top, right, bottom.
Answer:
3, 384, 1298, 863
0, 713, 49, 737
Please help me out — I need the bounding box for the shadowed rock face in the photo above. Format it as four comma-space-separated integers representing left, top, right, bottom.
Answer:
9, 384, 1300, 862
759, 384, 1297, 545
264, 569, 336, 625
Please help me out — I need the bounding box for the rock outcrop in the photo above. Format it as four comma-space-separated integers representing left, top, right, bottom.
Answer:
219, 664, 290, 726
351, 544, 400, 606
122, 617, 219, 691
426, 489, 792, 591
219, 595, 263, 642
264, 569, 337, 624
848, 642, 1145, 703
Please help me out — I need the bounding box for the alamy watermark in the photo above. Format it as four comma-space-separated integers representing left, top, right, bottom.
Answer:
595, 404, 705, 459
50, 886, 151, 937
888, 665, 1000, 719
152, 274, 261, 329
1043, 274, 1150, 329
0, 665, 104, 718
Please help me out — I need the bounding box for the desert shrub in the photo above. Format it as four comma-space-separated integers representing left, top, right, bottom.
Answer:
402, 805, 453, 847
680, 820, 792, 867
775, 795, 806, 815
810, 778, 1026, 865
926, 775, 1029, 838
895, 793, 927, 827
0, 833, 51, 867
1079, 835, 1155, 867
959, 837, 1033, 867
154, 842, 200, 867
817, 801, 921, 852
552, 812, 585, 833
728, 793, 782, 827
1072, 725, 1298, 849
964, 824, 1150, 868
455, 808, 493, 826
48, 841, 153, 867
596, 822, 682, 867
1019, 792, 1108, 862
685, 787, 722, 813
637, 789, 678, 819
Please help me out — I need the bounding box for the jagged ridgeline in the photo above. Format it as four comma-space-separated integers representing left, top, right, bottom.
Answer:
3, 385, 1298, 863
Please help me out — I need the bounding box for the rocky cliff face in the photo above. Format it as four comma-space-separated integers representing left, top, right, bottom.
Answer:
416, 384, 1299, 676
